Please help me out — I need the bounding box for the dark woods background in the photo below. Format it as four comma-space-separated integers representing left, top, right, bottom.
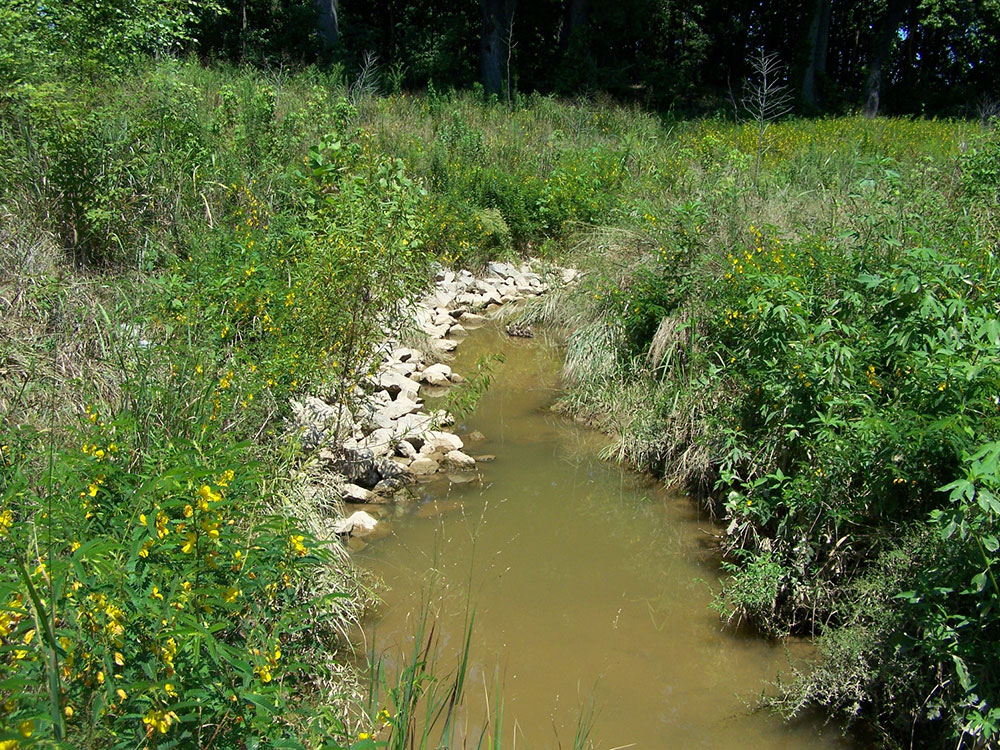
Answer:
193, 0, 999, 116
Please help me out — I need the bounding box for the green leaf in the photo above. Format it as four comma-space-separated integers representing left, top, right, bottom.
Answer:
953, 655, 973, 693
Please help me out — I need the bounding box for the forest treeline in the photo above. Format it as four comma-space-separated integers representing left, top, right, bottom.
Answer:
4, 0, 1000, 116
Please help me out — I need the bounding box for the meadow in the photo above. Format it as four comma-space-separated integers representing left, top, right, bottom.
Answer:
1, 57, 998, 748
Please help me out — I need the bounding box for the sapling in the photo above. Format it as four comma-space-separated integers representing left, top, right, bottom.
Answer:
742, 49, 793, 191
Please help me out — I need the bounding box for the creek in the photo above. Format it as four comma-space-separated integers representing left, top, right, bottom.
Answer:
356, 321, 855, 749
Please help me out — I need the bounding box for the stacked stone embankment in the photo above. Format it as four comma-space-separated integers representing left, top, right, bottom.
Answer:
291, 261, 580, 541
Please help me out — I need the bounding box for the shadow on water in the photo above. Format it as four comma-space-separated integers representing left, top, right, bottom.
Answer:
354, 321, 859, 749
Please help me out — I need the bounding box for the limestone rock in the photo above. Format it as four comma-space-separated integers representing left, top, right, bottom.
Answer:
395, 440, 418, 459
409, 456, 439, 476
379, 371, 420, 399
380, 395, 420, 421
341, 483, 371, 503
421, 430, 464, 455
421, 363, 453, 386
333, 510, 378, 537
443, 450, 476, 470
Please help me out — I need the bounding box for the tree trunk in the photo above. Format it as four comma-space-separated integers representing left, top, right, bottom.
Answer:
314, 0, 339, 51
863, 0, 909, 117
801, 0, 831, 109
558, 0, 589, 50
480, 0, 506, 95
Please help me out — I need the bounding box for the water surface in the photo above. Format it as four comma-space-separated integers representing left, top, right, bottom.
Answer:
356, 322, 853, 749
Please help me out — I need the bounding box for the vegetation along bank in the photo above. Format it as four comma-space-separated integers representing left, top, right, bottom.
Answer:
2, 1, 1000, 748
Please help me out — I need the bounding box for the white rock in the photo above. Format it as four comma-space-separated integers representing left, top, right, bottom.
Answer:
421, 430, 464, 454
333, 510, 378, 537
379, 371, 420, 399
396, 440, 418, 459
443, 450, 477, 470
380, 395, 420, 421
433, 339, 459, 354
360, 429, 395, 458
341, 483, 371, 503
394, 412, 434, 436
409, 456, 439, 476
447, 323, 468, 339
422, 363, 453, 386
389, 360, 417, 376
476, 281, 503, 305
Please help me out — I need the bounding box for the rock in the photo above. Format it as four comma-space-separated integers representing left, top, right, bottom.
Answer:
460, 312, 487, 328
473, 454, 496, 463
447, 323, 468, 339
475, 280, 503, 305
433, 338, 459, 354
333, 510, 378, 537
372, 476, 408, 497
379, 395, 420, 421
449, 372, 465, 384
432, 409, 455, 427
390, 347, 414, 362
375, 457, 412, 482
560, 267, 580, 283
369, 389, 393, 406
341, 483, 371, 503
487, 261, 519, 279
388, 360, 418, 376
379, 371, 420, 399
395, 440, 418, 459
359, 429, 395, 458
447, 472, 478, 484
421, 430, 464, 454
393, 413, 433, 441
321, 447, 382, 488
421, 363, 453, 386
443, 450, 477, 470
409, 456, 439, 476
467, 431, 486, 442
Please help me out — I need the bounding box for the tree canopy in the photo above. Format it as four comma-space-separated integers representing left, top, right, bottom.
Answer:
4, 1, 999, 116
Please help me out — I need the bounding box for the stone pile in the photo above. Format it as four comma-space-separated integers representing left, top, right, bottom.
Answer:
294, 260, 580, 539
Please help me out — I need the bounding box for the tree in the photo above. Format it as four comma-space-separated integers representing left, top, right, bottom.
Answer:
315, 0, 339, 50
479, 0, 514, 95
801, 0, 831, 109
863, 0, 911, 117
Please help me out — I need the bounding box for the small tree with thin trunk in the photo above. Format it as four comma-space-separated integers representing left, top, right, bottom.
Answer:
742, 49, 793, 191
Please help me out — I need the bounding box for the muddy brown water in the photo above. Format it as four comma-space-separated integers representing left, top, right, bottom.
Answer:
355, 322, 855, 749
